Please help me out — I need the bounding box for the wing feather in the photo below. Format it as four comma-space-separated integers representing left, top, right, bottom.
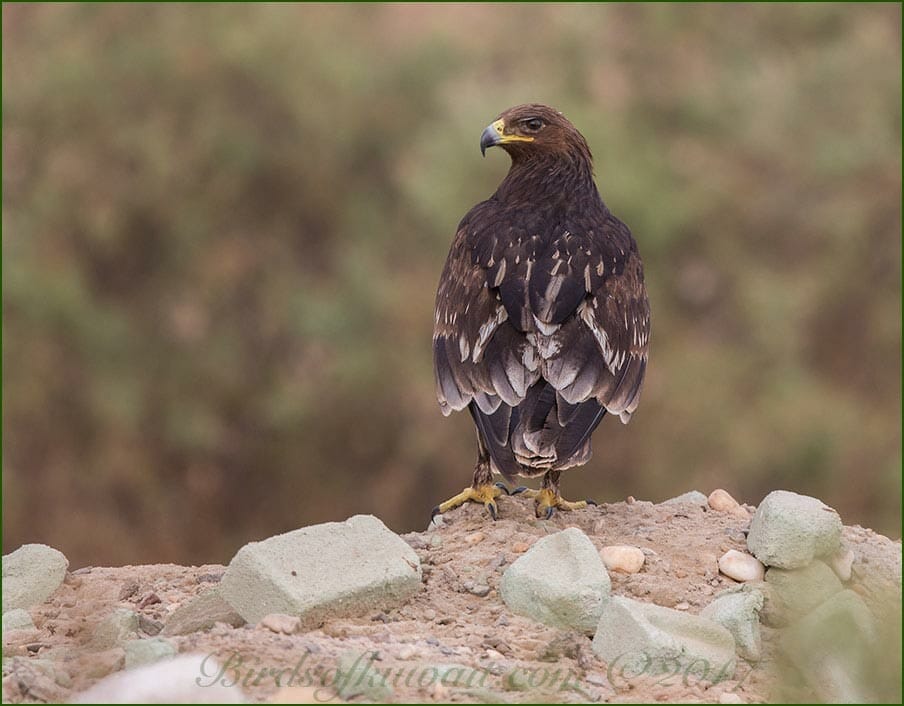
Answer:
434, 201, 650, 474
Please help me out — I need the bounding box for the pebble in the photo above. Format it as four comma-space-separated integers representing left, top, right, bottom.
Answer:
585, 672, 609, 687
719, 693, 746, 704
600, 545, 646, 574
674, 602, 690, 611
708, 489, 740, 512
511, 541, 531, 554
464, 581, 490, 598
465, 532, 485, 546
397, 645, 418, 660
626, 495, 636, 504
259, 613, 301, 635
828, 546, 854, 582
718, 550, 765, 582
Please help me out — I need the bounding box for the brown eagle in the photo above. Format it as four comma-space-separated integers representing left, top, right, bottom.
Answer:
432, 104, 650, 519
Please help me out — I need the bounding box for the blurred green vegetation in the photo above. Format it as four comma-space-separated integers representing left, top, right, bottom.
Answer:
2, 3, 900, 566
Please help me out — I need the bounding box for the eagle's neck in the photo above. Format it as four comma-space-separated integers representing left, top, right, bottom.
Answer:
495, 152, 599, 207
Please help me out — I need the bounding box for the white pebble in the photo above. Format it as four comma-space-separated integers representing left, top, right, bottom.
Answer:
829, 547, 854, 582
600, 545, 645, 574
719, 692, 746, 704
397, 645, 418, 660
708, 489, 740, 512
259, 613, 301, 635
718, 550, 765, 582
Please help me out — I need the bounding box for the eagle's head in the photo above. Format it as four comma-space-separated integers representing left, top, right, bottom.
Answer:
479, 104, 592, 164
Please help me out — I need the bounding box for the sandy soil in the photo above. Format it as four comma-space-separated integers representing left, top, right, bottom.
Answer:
2, 493, 900, 703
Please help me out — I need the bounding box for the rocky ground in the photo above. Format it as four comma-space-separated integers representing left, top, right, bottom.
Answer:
2, 489, 901, 704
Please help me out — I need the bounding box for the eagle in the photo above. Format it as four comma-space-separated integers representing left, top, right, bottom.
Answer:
432, 104, 650, 519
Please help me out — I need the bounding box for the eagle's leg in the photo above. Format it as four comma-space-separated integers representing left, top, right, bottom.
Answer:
515, 471, 597, 519
431, 440, 508, 520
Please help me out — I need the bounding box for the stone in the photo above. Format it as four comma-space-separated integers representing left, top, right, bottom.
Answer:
123, 637, 176, 670
765, 560, 843, 622
600, 545, 645, 574
163, 589, 245, 636
2, 656, 66, 702
829, 546, 855, 582
500, 527, 610, 634
718, 550, 765, 583
700, 586, 764, 661
90, 608, 139, 649
1, 544, 69, 612
708, 489, 740, 512
746, 490, 842, 569
2, 609, 35, 633
592, 595, 737, 680
719, 693, 745, 704
661, 490, 709, 507
219, 515, 422, 626
70, 653, 245, 703
780, 590, 878, 703
260, 613, 302, 634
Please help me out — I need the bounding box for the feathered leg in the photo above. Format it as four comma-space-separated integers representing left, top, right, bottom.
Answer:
431, 432, 510, 520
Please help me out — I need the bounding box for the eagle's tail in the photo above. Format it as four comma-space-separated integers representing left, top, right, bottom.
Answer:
469, 381, 606, 481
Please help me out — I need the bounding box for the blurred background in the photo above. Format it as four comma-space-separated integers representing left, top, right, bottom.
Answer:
3, 3, 900, 568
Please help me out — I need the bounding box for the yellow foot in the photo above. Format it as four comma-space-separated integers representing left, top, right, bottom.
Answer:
513, 487, 597, 519
432, 482, 509, 521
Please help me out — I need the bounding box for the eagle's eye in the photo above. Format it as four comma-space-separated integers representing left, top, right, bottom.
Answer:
522, 118, 544, 132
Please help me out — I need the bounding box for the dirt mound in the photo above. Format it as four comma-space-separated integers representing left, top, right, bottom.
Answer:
3, 494, 900, 703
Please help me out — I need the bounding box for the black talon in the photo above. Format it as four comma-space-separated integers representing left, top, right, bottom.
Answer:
586, 499, 598, 506
511, 486, 528, 495
494, 482, 511, 495
487, 503, 498, 521
431, 506, 441, 519
545, 506, 556, 520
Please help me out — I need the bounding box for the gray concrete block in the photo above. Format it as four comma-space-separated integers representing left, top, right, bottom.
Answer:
700, 586, 764, 661
765, 560, 843, 623
500, 527, 610, 634
780, 589, 878, 703
746, 490, 842, 569
2, 544, 69, 612
592, 595, 737, 680
219, 514, 422, 626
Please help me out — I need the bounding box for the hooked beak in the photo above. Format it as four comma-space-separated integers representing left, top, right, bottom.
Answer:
480, 119, 505, 156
